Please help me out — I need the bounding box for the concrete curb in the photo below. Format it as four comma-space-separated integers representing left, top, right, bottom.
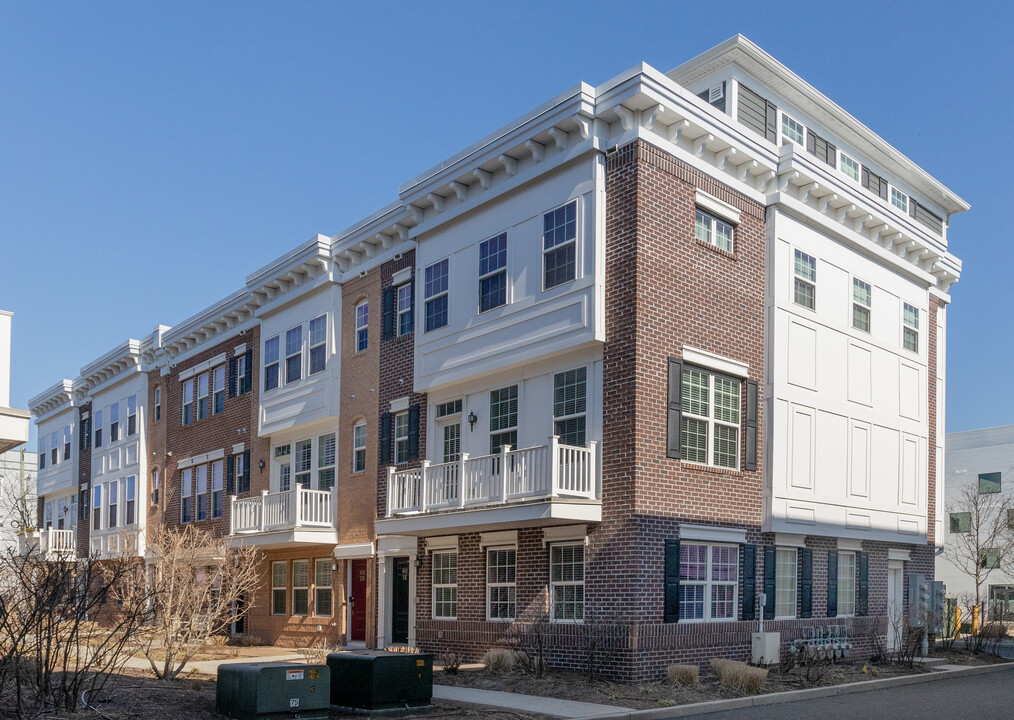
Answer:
577, 662, 1014, 720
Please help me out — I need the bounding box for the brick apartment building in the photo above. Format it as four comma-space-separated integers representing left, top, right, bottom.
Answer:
25, 36, 966, 679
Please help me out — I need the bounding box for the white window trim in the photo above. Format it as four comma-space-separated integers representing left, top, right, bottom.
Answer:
285, 325, 303, 384
839, 152, 860, 182
781, 111, 805, 146
891, 187, 909, 213
352, 421, 367, 473
179, 353, 228, 382
678, 542, 740, 623
852, 277, 872, 333
793, 249, 816, 311
355, 301, 369, 352
542, 199, 579, 291
264, 335, 280, 390
549, 542, 585, 624
393, 411, 409, 466
485, 546, 517, 622
478, 232, 508, 313
694, 190, 741, 225
902, 302, 920, 353
837, 550, 857, 617
432, 550, 458, 621
681, 346, 748, 379
680, 366, 741, 471
774, 547, 798, 620
271, 561, 287, 616
423, 258, 450, 333
395, 283, 413, 336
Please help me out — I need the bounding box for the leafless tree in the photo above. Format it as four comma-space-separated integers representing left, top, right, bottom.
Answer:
0, 461, 37, 539
133, 524, 260, 680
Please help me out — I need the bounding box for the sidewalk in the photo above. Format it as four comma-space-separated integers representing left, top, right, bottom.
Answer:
121, 649, 303, 676
434, 685, 631, 718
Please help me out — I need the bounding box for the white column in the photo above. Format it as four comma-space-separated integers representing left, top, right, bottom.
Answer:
376, 555, 388, 650
408, 551, 418, 647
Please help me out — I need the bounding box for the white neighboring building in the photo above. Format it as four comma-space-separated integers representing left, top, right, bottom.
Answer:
937, 425, 1014, 614
0, 311, 30, 455
0, 448, 37, 555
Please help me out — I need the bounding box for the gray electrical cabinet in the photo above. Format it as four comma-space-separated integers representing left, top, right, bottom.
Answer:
928, 581, 946, 634
217, 662, 330, 720
327, 650, 432, 710
908, 573, 927, 628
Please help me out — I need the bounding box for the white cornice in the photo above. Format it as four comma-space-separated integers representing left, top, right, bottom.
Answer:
28, 380, 75, 418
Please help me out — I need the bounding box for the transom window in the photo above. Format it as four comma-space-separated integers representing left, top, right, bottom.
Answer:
264, 336, 280, 391
396, 283, 413, 336
553, 368, 587, 447
543, 201, 577, 289
309, 314, 327, 374
694, 208, 734, 252
891, 187, 908, 213
852, 278, 871, 332
678, 543, 738, 621
435, 399, 462, 418
355, 301, 369, 352
681, 367, 740, 469
793, 250, 816, 310
424, 259, 449, 332
903, 303, 919, 352
433, 551, 458, 620
551, 543, 585, 622
318, 433, 336, 490
285, 326, 302, 384
394, 412, 409, 465
489, 385, 518, 453
479, 232, 508, 312
353, 422, 367, 473
775, 548, 798, 619
486, 548, 516, 621
781, 113, 804, 145
840, 152, 860, 182
837, 551, 856, 616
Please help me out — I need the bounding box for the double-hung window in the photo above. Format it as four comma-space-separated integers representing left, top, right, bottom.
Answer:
837, 551, 856, 616
295, 439, 312, 486
393, 412, 409, 465
793, 250, 816, 310
775, 548, 798, 618
424, 259, 449, 332
235, 452, 249, 494
292, 559, 309, 615
127, 395, 137, 435
181, 468, 193, 523
681, 367, 741, 469
110, 402, 119, 442
318, 433, 336, 490
50, 431, 58, 465
92, 485, 102, 531
195, 464, 208, 522
489, 385, 518, 453
211, 460, 224, 519
309, 314, 327, 374
852, 278, 871, 332
264, 336, 280, 391
125, 476, 136, 525
678, 544, 738, 621
891, 187, 908, 213
486, 547, 516, 621
396, 283, 413, 336
154, 386, 162, 422
213, 366, 226, 414
903, 303, 919, 352
694, 209, 734, 252
38, 436, 46, 470
543, 201, 577, 289
479, 232, 508, 312
94, 409, 103, 447
197, 373, 209, 420
182, 380, 195, 424
781, 112, 804, 145
107, 480, 118, 528
315, 559, 333, 616
63, 426, 72, 460
550, 544, 585, 622
436, 400, 462, 464
355, 302, 369, 351
285, 326, 302, 384
236, 353, 249, 393
352, 422, 366, 473
840, 152, 860, 182
271, 561, 286, 615
553, 368, 586, 447
433, 551, 458, 620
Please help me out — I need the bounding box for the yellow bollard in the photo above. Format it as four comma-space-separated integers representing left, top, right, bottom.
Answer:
972, 604, 979, 636
954, 606, 961, 640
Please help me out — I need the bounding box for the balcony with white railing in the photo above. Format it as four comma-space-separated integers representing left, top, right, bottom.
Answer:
228, 485, 339, 548
378, 437, 601, 535
19, 527, 77, 560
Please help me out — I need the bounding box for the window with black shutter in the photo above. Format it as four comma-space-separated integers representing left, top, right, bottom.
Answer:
381, 287, 395, 340
805, 129, 837, 168
742, 544, 757, 620
379, 412, 392, 465
407, 404, 420, 460
666, 358, 683, 459
664, 538, 680, 622
799, 548, 813, 618
856, 551, 869, 616
827, 549, 838, 617
763, 546, 776, 619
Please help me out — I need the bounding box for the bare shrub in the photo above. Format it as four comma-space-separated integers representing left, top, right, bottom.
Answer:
206, 634, 229, 647
483, 648, 515, 674
504, 610, 554, 678
439, 652, 462, 675
711, 658, 768, 694
666, 663, 699, 686
298, 636, 332, 664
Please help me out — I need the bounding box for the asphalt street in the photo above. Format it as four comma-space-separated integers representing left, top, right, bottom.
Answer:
679, 668, 1014, 720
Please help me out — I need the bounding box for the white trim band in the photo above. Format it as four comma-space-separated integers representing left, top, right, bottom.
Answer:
333, 542, 376, 559
542, 525, 588, 547
680, 524, 747, 545
681, 346, 749, 379
179, 353, 228, 382
425, 535, 459, 552
480, 530, 517, 549
177, 448, 226, 469
774, 532, 807, 549
695, 189, 742, 225
838, 538, 864, 551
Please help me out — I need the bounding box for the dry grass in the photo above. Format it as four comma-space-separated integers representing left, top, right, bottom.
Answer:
483, 648, 515, 674
710, 658, 768, 693
666, 663, 699, 686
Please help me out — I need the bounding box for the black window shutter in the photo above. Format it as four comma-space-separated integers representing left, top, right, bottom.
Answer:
379, 412, 392, 465
909, 198, 919, 219
826, 141, 837, 168
806, 130, 816, 154
666, 358, 683, 459
381, 287, 395, 340
243, 350, 253, 393
664, 538, 680, 623
407, 404, 420, 460
827, 549, 838, 617
879, 177, 888, 201
764, 546, 776, 619
227, 454, 235, 494
242, 450, 251, 490
742, 544, 756, 620
800, 548, 813, 618
744, 379, 758, 471
764, 101, 778, 143
861, 166, 870, 190
856, 551, 869, 616
228, 357, 237, 398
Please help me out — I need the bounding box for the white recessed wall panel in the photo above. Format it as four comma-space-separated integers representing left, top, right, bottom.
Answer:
788, 321, 817, 390
815, 410, 847, 499
847, 344, 872, 406
791, 406, 814, 490
849, 421, 870, 499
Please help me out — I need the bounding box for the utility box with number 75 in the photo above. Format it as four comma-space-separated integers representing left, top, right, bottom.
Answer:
217, 662, 330, 720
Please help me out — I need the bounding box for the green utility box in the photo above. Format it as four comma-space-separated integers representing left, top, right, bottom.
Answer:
327, 650, 432, 710
217, 662, 329, 720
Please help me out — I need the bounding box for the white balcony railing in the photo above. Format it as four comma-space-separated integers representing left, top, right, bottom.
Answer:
386, 437, 598, 516
229, 486, 337, 535
19, 527, 77, 559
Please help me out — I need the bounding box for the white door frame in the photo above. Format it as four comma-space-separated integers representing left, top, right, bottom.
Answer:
375, 536, 417, 650
887, 559, 905, 650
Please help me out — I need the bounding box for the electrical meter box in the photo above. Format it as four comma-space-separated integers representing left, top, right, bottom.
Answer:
327, 650, 432, 710
217, 662, 329, 720
908, 573, 928, 628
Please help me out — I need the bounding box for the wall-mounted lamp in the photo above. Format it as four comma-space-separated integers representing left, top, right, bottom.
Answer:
467, 411, 478, 431
332, 560, 338, 571
258, 459, 266, 471
414, 557, 424, 569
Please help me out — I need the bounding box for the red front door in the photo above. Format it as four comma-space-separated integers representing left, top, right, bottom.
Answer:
349, 559, 368, 643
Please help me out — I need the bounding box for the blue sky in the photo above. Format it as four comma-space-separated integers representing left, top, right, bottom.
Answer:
1, 1, 1011, 436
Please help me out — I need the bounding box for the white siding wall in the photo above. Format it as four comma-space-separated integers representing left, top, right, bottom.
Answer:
35, 406, 76, 499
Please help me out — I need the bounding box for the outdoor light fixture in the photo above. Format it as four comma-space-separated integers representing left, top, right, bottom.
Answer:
414, 557, 423, 569
258, 459, 266, 470
467, 411, 478, 430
